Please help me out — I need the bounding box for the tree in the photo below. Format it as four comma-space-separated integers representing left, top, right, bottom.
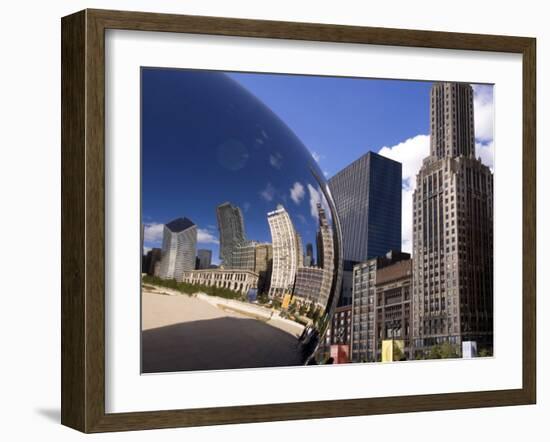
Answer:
478, 348, 493, 357
427, 342, 459, 359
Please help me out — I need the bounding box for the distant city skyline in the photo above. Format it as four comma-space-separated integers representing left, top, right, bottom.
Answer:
142, 70, 494, 259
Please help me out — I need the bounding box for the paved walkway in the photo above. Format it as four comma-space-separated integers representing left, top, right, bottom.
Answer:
142, 288, 303, 373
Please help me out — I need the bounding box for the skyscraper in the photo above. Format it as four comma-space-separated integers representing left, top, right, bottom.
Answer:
305, 243, 314, 267
267, 205, 299, 298
216, 202, 246, 268
158, 217, 197, 280
316, 202, 335, 309
196, 249, 212, 269
329, 151, 402, 262
412, 82, 493, 354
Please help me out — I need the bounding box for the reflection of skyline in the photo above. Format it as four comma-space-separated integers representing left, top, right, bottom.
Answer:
141, 69, 331, 265
151, 197, 333, 295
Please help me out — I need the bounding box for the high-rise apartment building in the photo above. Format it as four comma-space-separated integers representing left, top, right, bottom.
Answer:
316, 203, 334, 309
143, 247, 162, 275
328, 151, 402, 263
412, 82, 493, 354
231, 241, 258, 271
216, 202, 246, 268
293, 267, 325, 306
305, 243, 314, 267
267, 205, 299, 298
158, 217, 197, 280
196, 249, 212, 269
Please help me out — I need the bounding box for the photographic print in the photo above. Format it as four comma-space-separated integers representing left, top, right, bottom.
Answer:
140, 68, 494, 373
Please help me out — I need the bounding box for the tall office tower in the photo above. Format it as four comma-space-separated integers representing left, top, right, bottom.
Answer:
350, 251, 410, 362
158, 217, 197, 280
231, 241, 258, 271
316, 203, 335, 309
196, 249, 212, 270
412, 82, 493, 355
337, 260, 359, 307
293, 267, 325, 306
143, 247, 162, 275
328, 151, 402, 263
295, 232, 304, 268
305, 243, 314, 267
216, 202, 246, 268
267, 205, 299, 298
254, 243, 273, 294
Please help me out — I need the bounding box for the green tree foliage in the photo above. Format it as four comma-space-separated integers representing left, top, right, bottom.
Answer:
427, 342, 459, 359
142, 274, 245, 301
478, 348, 493, 357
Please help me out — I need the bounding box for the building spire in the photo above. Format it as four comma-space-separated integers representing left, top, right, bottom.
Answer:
429, 82, 475, 159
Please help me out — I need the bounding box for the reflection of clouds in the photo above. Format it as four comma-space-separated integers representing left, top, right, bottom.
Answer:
216, 139, 249, 171
311, 151, 323, 163
269, 152, 283, 169
297, 214, 307, 224
261, 129, 269, 139
307, 184, 331, 220
243, 201, 251, 212
260, 182, 276, 202
144, 222, 164, 243
197, 228, 219, 244
290, 182, 305, 204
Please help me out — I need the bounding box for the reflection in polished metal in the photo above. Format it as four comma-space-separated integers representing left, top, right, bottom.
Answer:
141, 69, 342, 372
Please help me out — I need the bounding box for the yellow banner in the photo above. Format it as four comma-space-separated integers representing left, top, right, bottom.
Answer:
281, 293, 292, 310
382, 339, 405, 362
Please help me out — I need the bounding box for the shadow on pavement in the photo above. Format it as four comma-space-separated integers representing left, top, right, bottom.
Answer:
142, 316, 304, 373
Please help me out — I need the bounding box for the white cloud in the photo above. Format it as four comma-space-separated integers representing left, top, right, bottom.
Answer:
197, 228, 219, 245
307, 184, 331, 221
269, 153, 283, 169
378, 134, 430, 254
260, 183, 276, 201
476, 140, 494, 171
473, 84, 494, 142
143, 223, 164, 243
311, 151, 324, 163
290, 182, 305, 204
378, 134, 430, 191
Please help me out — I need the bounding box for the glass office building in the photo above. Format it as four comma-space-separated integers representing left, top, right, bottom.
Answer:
329, 151, 402, 263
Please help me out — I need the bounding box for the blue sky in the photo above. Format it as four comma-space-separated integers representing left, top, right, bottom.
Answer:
142, 69, 494, 258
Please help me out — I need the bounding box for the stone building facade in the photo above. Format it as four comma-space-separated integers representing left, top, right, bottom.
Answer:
412, 82, 494, 354
374, 259, 413, 360
179, 268, 259, 295
350, 251, 410, 362
268, 206, 299, 298
293, 266, 325, 307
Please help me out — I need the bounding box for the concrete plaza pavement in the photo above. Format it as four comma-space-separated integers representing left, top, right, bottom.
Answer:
141, 288, 304, 373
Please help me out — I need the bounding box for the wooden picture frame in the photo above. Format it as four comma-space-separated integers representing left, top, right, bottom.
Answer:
61, 8, 536, 433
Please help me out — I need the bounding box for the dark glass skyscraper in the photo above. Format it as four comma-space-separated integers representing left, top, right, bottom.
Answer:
216, 202, 246, 268
329, 151, 402, 263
